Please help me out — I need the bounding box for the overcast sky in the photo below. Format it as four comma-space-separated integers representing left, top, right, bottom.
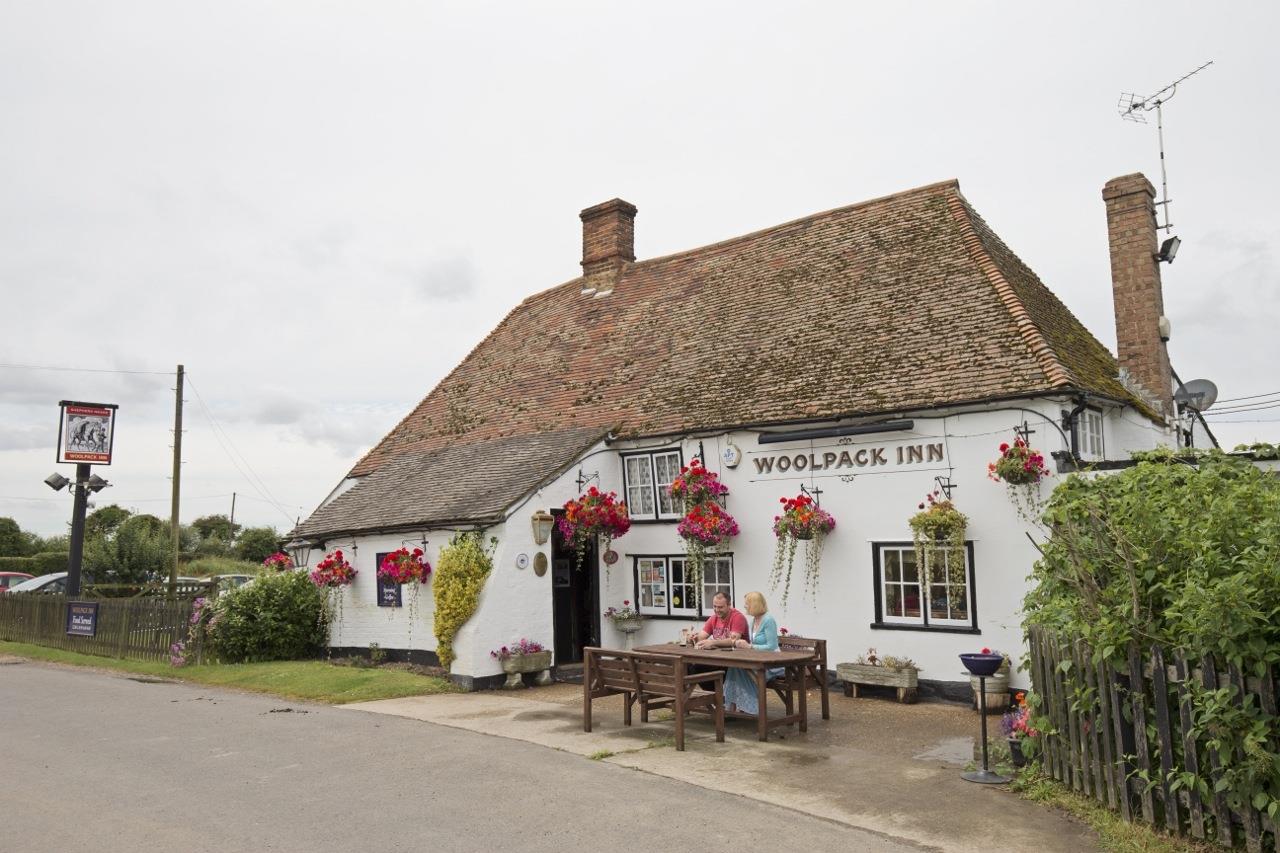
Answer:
2, 2, 1277, 537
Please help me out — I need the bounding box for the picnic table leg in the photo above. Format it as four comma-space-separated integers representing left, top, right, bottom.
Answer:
819, 662, 830, 720
798, 664, 809, 733
756, 667, 768, 742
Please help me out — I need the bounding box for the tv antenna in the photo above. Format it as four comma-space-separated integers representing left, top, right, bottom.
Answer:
1118, 61, 1213, 233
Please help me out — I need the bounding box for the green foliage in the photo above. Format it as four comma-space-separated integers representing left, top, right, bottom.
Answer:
30, 551, 68, 574
206, 570, 327, 663
432, 531, 495, 670
0, 555, 36, 572
0, 517, 34, 557
86, 504, 132, 540
84, 514, 172, 583
234, 526, 280, 564
1025, 451, 1280, 826
192, 514, 241, 543
181, 556, 262, 577
1235, 442, 1280, 461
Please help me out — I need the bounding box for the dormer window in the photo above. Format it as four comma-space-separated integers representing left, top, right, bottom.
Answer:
621, 449, 683, 521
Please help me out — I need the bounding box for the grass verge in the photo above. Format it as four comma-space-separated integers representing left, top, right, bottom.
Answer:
0, 641, 459, 704
1014, 769, 1216, 853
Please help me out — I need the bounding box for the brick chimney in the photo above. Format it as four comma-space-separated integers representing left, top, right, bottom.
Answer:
1102, 173, 1173, 419
580, 199, 636, 286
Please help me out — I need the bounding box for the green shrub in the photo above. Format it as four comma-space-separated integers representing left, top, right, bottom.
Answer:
0, 555, 35, 572
432, 531, 495, 669
207, 570, 327, 663
31, 552, 68, 574
182, 556, 262, 578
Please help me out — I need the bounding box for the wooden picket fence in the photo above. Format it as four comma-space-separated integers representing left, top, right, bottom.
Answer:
1029, 626, 1280, 851
0, 594, 201, 664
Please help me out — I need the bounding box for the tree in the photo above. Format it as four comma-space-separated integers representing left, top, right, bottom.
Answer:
84, 514, 170, 583
235, 527, 280, 564
192, 514, 241, 543
86, 505, 132, 540
0, 517, 34, 557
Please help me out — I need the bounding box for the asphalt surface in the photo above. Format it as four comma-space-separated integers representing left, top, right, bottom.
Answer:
0, 661, 924, 853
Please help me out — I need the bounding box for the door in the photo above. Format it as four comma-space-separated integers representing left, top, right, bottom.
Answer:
551, 510, 599, 664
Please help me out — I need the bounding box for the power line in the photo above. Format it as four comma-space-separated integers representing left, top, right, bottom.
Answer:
185, 374, 298, 527
0, 362, 172, 376
1217, 390, 1280, 404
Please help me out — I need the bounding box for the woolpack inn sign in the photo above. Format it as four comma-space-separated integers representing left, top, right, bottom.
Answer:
748, 437, 946, 481
56, 400, 118, 465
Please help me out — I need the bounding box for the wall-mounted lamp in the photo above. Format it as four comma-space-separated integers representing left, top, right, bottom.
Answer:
531, 510, 555, 546
1155, 235, 1181, 264
1158, 315, 1172, 343
285, 537, 315, 569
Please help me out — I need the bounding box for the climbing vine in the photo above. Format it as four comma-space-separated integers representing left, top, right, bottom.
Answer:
432, 530, 496, 670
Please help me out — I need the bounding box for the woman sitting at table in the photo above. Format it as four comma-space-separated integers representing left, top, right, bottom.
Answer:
723, 591, 785, 715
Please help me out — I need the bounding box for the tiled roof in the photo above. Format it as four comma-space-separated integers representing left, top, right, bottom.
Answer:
299, 180, 1151, 535
348, 179, 1148, 483
296, 427, 603, 538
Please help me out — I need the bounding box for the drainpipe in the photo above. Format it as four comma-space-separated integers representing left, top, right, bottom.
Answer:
1060, 395, 1089, 469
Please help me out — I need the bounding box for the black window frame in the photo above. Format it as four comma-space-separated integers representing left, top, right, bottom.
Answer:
870, 541, 980, 634
631, 552, 734, 619
619, 448, 684, 522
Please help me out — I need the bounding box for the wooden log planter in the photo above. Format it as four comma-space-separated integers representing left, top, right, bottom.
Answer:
837, 662, 919, 704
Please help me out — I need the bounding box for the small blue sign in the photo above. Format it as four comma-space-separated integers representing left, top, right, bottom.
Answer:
66, 601, 99, 637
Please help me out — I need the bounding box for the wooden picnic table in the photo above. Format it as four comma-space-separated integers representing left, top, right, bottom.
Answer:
632, 643, 828, 742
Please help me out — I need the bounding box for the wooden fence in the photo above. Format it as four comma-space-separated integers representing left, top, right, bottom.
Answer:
1029, 626, 1279, 851
0, 594, 200, 664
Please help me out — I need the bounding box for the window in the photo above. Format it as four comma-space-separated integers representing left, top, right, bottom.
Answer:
872, 542, 976, 631
634, 554, 733, 618
1078, 409, 1105, 460
621, 449, 683, 520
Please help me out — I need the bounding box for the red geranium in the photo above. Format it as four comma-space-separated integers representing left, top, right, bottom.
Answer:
559, 487, 631, 569
310, 549, 357, 588
377, 547, 432, 585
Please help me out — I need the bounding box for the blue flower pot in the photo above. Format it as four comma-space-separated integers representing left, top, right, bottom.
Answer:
960, 653, 1005, 677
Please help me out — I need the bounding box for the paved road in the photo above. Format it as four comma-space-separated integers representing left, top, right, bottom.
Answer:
0, 661, 924, 853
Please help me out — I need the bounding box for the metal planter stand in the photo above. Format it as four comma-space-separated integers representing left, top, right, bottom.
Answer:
961, 672, 1012, 784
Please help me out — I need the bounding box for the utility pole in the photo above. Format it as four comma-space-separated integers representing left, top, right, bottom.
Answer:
230, 491, 236, 527
169, 364, 184, 596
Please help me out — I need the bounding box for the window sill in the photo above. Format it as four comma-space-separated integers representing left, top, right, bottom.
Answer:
869, 622, 981, 635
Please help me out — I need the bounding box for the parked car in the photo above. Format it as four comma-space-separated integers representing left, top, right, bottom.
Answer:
211, 573, 255, 593
0, 571, 34, 593
8, 572, 69, 594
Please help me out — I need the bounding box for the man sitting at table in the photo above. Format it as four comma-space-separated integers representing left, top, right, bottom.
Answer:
692, 591, 748, 649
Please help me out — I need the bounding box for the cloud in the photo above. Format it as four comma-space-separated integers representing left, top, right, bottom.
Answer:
411, 255, 476, 302
0, 423, 52, 452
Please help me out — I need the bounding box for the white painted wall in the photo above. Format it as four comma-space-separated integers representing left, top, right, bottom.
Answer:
318, 399, 1171, 688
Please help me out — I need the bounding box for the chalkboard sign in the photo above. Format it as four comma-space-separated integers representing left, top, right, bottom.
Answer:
66, 601, 99, 637
375, 553, 402, 607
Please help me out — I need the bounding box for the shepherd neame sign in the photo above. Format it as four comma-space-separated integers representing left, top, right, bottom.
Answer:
750, 440, 945, 477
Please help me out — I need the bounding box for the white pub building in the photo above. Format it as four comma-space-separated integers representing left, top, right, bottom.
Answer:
294, 173, 1177, 694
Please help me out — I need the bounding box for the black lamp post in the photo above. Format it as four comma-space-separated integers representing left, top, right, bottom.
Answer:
46, 467, 110, 597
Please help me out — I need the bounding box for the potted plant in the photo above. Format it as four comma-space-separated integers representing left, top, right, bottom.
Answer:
987, 438, 1050, 486
999, 690, 1037, 768
670, 461, 738, 599
961, 647, 1011, 713
490, 638, 552, 689
559, 487, 631, 571
836, 647, 920, 704
770, 494, 836, 605
603, 600, 643, 634
908, 490, 968, 584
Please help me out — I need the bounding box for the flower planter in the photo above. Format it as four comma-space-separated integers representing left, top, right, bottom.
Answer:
612, 618, 643, 634
836, 662, 919, 704
1008, 737, 1027, 768
500, 650, 553, 689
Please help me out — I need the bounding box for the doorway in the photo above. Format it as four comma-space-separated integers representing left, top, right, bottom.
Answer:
551, 510, 599, 664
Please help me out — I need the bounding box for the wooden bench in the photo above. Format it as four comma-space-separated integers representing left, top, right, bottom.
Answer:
766, 636, 831, 720
583, 647, 726, 751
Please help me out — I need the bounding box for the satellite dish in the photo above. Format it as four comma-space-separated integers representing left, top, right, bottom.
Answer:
1174, 379, 1218, 411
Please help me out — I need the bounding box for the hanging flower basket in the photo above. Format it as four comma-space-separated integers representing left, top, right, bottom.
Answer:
770, 494, 836, 605
988, 438, 1050, 486
559, 487, 631, 570
668, 459, 729, 506
908, 491, 968, 584
377, 547, 432, 585
310, 549, 356, 588
667, 461, 738, 606
263, 552, 294, 572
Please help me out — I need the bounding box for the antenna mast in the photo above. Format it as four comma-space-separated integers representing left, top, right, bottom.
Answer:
1118, 61, 1213, 233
